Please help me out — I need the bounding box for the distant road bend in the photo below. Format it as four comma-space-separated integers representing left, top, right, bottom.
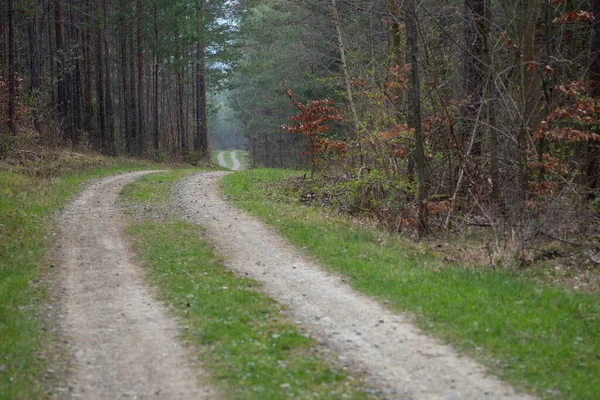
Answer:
217, 150, 241, 171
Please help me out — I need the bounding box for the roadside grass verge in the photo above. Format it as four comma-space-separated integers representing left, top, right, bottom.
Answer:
121, 171, 372, 400
0, 153, 162, 399
220, 168, 600, 400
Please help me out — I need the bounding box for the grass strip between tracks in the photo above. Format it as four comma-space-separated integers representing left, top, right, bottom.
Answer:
121, 171, 372, 400
0, 154, 162, 399
221, 168, 600, 400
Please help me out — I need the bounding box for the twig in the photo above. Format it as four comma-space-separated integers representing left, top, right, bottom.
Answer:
539, 231, 583, 247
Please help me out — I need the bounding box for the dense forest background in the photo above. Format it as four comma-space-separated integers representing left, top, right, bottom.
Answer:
2, 0, 600, 255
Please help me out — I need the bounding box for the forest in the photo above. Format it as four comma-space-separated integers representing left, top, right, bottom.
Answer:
2, 0, 600, 253
2, 1, 600, 399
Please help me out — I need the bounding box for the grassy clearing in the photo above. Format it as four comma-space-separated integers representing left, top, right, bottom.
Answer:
221, 168, 600, 400
121, 171, 372, 400
0, 152, 162, 399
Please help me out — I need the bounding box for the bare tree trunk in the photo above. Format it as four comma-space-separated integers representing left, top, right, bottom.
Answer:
405, 0, 429, 237
518, 0, 541, 198
177, 69, 185, 155
538, 0, 554, 184
483, 0, 500, 207
103, 0, 116, 155
153, 3, 160, 154
129, 25, 138, 153
96, 21, 106, 150
137, 0, 145, 153
7, 0, 17, 137
330, 0, 360, 134
70, 1, 83, 137
63, 0, 76, 145
27, 0, 42, 133
83, 0, 94, 134
55, 0, 66, 138
588, 0, 600, 190
119, 6, 131, 153
194, 2, 208, 157
463, 0, 484, 157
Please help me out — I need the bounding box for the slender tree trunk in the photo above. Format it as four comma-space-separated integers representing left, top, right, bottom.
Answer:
129, 26, 138, 153
463, 0, 484, 157
120, 9, 131, 153
588, 0, 600, 190
538, 0, 554, 184
137, 0, 145, 153
177, 69, 185, 154
96, 22, 106, 150
405, 0, 429, 237
7, 0, 17, 138
27, 0, 42, 133
63, 0, 76, 145
0, 1, 6, 78
103, 0, 116, 155
83, 0, 94, 134
483, 0, 500, 207
55, 0, 67, 139
48, 9, 56, 108
331, 0, 360, 133
70, 1, 83, 136
153, 3, 160, 154
518, 0, 542, 197
194, 23, 208, 156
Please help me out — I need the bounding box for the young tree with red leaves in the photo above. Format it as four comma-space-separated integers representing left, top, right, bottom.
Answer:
281, 83, 344, 178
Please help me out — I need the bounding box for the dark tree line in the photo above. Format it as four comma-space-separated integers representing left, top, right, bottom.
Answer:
0, 0, 236, 159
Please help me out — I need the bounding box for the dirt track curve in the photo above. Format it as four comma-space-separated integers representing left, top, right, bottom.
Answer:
177, 171, 535, 400
230, 152, 240, 171
57, 172, 217, 399
217, 151, 241, 171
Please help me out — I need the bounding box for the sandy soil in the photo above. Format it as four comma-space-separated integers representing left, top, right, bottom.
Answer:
230, 152, 240, 171
217, 151, 227, 169
176, 171, 536, 400
57, 172, 218, 399
217, 151, 240, 171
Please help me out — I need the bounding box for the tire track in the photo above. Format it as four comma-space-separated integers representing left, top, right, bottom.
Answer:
230, 151, 241, 171
58, 172, 217, 399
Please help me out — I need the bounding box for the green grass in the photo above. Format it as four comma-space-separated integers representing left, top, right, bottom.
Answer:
121, 171, 372, 400
220, 168, 600, 400
0, 154, 162, 399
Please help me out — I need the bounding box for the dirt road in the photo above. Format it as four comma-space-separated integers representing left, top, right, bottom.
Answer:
217, 151, 227, 169
217, 151, 241, 171
177, 171, 535, 400
57, 172, 217, 399
230, 152, 240, 171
